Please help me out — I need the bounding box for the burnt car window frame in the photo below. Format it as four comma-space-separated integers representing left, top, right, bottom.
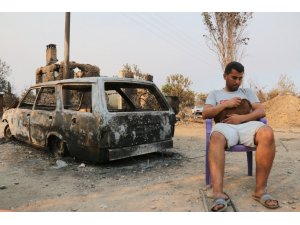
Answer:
18, 87, 41, 110
62, 83, 93, 113
34, 86, 57, 111
104, 81, 169, 113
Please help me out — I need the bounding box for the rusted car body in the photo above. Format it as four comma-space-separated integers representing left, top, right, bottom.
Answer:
1, 77, 176, 163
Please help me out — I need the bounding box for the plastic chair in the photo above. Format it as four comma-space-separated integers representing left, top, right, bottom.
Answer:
205, 118, 267, 186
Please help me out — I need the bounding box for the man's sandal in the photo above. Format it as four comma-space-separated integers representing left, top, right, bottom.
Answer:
252, 193, 280, 209
211, 196, 231, 212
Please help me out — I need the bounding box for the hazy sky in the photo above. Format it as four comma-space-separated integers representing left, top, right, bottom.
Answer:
0, 12, 299, 95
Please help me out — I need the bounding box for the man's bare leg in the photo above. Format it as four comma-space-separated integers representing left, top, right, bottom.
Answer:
209, 131, 228, 210
254, 126, 278, 206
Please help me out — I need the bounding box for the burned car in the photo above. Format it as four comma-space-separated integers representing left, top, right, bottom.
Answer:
1, 77, 176, 163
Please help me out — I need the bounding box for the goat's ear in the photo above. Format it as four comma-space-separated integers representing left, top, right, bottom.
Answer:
246, 99, 252, 108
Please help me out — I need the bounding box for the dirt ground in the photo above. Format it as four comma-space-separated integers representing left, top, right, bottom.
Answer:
0, 119, 300, 212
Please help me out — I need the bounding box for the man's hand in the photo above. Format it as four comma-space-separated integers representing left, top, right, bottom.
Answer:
222, 114, 245, 124
224, 97, 242, 108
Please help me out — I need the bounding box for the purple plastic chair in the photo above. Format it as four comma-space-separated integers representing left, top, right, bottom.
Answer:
205, 118, 267, 186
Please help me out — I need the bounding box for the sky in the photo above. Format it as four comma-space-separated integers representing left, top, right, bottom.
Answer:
0, 12, 300, 96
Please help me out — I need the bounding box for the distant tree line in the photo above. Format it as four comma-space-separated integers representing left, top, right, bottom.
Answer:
249, 75, 299, 103
0, 58, 18, 109
1, 58, 298, 115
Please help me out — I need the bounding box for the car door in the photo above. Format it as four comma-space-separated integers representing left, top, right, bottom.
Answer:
59, 83, 100, 159
30, 86, 56, 147
13, 88, 40, 143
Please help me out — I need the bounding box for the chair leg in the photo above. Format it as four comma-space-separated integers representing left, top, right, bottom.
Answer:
205, 153, 211, 185
205, 119, 213, 186
247, 151, 253, 176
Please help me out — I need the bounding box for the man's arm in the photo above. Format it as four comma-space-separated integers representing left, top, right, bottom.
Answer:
202, 97, 242, 119
202, 104, 226, 119
222, 102, 266, 124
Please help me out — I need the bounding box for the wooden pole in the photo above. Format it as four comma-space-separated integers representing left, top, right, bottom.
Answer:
0, 92, 4, 118
63, 12, 71, 80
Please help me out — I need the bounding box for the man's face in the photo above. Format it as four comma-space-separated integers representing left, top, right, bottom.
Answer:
224, 69, 244, 91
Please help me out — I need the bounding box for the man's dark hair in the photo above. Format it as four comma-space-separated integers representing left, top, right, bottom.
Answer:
224, 61, 244, 75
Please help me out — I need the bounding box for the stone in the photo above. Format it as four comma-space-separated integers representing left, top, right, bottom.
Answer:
53, 160, 68, 169
78, 163, 86, 168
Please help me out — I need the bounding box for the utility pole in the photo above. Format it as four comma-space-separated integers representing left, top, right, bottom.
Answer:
0, 91, 4, 119
63, 12, 71, 80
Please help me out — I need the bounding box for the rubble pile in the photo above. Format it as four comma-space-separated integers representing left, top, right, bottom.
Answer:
263, 94, 300, 128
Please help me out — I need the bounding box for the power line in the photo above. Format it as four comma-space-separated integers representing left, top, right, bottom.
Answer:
120, 13, 211, 65
133, 13, 210, 65
148, 13, 203, 51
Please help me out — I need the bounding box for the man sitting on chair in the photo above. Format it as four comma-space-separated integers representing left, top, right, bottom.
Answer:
202, 61, 279, 211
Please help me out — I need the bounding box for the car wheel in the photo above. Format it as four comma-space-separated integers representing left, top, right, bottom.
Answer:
4, 124, 13, 140
49, 137, 67, 157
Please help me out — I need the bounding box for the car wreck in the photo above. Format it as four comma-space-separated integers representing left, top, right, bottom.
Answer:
1, 77, 177, 163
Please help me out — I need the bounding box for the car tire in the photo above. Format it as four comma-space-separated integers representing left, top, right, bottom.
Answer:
4, 124, 13, 140
49, 137, 67, 157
